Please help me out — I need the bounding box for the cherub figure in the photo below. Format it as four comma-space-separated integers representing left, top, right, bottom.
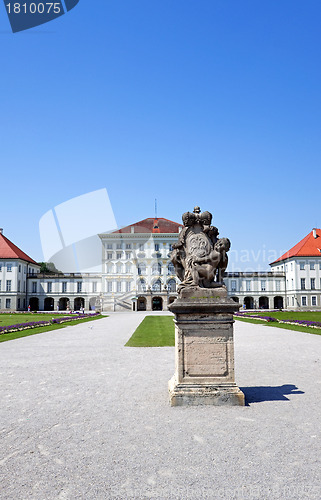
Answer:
189, 238, 230, 288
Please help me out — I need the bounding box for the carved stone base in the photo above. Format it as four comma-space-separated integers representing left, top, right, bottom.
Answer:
169, 377, 245, 406
168, 287, 245, 407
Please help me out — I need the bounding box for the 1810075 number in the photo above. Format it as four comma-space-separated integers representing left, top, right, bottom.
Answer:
6, 3, 62, 14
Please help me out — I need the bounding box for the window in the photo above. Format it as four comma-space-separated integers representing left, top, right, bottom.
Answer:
169, 244, 173, 251
107, 281, 112, 292
299, 262, 305, 270
167, 263, 175, 275
18, 265, 21, 272
116, 243, 122, 249
0, 280, 1, 291
116, 252, 122, 260
18, 298, 21, 309
302, 296, 307, 306
6, 298, 11, 309
137, 263, 146, 275
139, 244, 144, 251
231, 280, 236, 292
62, 282, 67, 293
47, 282, 52, 293
261, 280, 266, 291
126, 282, 131, 292
291, 263, 293, 271
168, 279, 176, 292
106, 244, 112, 249
291, 279, 294, 289
126, 244, 131, 249
154, 244, 159, 251
246, 281, 251, 292
276, 280, 281, 291
292, 297, 294, 306
24, 266, 26, 274
7, 264, 12, 272
320, 263, 321, 270
311, 278, 315, 290
312, 296, 317, 306
117, 282, 122, 293
125, 252, 131, 260
5, 279, 11, 291
116, 263, 123, 274
310, 262, 315, 270
17, 280, 20, 292
138, 279, 146, 292
77, 281, 82, 293
0, 264, 2, 271
107, 252, 113, 260
31, 281, 37, 293
125, 263, 132, 274
152, 262, 162, 275
92, 282, 97, 293
301, 278, 306, 290
107, 263, 114, 273
152, 279, 161, 292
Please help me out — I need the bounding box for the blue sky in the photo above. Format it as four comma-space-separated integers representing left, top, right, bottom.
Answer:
1, 0, 320, 270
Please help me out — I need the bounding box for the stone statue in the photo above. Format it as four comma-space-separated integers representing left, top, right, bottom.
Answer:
170, 207, 230, 291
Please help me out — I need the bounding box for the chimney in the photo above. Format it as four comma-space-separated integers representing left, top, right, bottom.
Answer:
313, 228, 317, 239
0, 228, 3, 235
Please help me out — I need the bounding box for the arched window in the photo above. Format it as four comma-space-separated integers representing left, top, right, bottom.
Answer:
138, 279, 146, 292
107, 263, 114, 273
152, 262, 162, 275
167, 279, 176, 293
152, 279, 162, 292
116, 263, 123, 274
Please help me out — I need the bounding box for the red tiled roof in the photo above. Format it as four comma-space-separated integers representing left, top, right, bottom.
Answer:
112, 218, 183, 234
0, 233, 38, 265
270, 228, 321, 264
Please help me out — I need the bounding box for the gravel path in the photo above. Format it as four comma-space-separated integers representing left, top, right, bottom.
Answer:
0, 313, 320, 500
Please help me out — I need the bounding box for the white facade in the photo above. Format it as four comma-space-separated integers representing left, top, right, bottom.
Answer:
0, 259, 40, 311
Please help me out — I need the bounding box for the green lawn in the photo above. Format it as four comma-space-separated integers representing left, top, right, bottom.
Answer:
0, 313, 105, 343
125, 316, 175, 347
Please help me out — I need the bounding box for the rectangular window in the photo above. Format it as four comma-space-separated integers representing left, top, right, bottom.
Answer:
319, 263, 321, 270
300, 278, 306, 290
261, 280, 266, 291
62, 282, 67, 293
107, 252, 112, 260
92, 282, 97, 293
169, 244, 173, 251
312, 296, 317, 306
126, 244, 131, 249
0, 264, 2, 271
117, 282, 122, 293
116, 243, 122, 249
6, 280, 12, 292
299, 262, 305, 270
310, 262, 315, 270
155, 244, 159, 251
6, 298, 11, 309
231, 280, 236, 292
116, 252, 122, 260
107, 282, 112, 292
106, 244, 112, 249
47, 282, 52, 293
0, 280, 1, 291
292, 297, 294, 306
126, 282, 131, 292
18, 264, 21, 272
246, 281, 251, 292
139, 244, 144, 251
302, 296, 307, 306
7, 264, 12, 272
291, 263, 293, 271
77, 281, 82, 293
276, 280, 281, 291
32, 281, 37, 293
18, 298, 21, 309
311, 278, 315, 290
126, 252, 131, 259
125, 264, 132, 274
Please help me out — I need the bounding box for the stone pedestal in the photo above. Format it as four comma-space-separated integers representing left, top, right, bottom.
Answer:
168, 287, 245, 406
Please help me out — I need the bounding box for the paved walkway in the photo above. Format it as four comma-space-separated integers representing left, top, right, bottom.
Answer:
0, 313, 320, 500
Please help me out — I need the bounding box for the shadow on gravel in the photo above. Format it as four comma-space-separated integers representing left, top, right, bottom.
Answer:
241, 384, 304, 405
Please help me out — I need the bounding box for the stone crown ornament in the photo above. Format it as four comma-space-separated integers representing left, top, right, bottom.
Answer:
170, 207, 230, 291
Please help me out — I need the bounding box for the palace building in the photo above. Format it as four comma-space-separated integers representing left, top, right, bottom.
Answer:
0, 224, 320, 312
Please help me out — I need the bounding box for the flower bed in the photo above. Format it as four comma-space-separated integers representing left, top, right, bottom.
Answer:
234, 312, 321, 329
0, 313, 100, 335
